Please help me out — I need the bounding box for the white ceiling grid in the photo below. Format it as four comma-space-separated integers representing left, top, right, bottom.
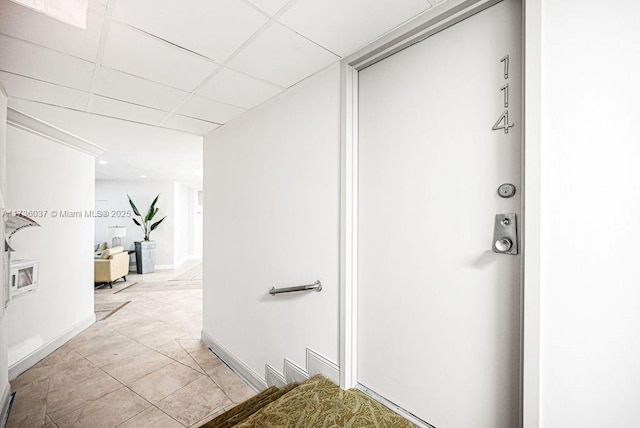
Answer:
0, 0, 448, 180
0, 0, 446, 136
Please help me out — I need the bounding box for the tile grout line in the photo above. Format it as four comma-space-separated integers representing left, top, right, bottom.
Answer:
175, 341, 242, 406
10, 263, 232, 428
174, 340, 242, 405
44, 354, 126, 425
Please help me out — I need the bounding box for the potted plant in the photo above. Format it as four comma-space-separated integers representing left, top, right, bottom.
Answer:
128, 194, 166, 274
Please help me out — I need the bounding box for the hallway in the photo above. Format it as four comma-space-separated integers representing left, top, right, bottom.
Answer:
6, 262, 255, 428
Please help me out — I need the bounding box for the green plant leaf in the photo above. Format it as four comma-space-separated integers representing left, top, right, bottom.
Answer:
132, 218, 141, 226
147, 207, 159, 222
150, 216, 166, 232
127, 194, 141, 216
149, 194, 160, 212
145, 194, 160, 222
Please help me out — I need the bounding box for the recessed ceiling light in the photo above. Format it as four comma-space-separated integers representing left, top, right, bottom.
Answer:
98, 160, 108, 165
140, 175, 147, 178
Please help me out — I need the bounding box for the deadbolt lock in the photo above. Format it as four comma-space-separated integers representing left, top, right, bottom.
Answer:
492, 213, 518, 255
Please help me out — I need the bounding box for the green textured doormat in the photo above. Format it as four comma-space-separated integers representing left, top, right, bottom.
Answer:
94, 301, 130, 321
202, 375, 416, 428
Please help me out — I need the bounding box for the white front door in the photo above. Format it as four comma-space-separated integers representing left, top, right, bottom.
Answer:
356, 1, 522, 427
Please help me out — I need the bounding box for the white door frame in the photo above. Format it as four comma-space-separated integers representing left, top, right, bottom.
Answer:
338, 0, 542, 426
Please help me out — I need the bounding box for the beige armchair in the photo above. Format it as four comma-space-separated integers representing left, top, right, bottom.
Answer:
94, 246, 129, 288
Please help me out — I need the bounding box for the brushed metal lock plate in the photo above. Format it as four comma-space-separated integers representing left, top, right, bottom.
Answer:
492, 213, 518, 255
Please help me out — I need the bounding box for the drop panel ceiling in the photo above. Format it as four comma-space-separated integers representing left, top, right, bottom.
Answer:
1, 0, 451, 137
0, 35, 95, 90
0, 0, 103, 61
112, 0, 268, 63
0, 0, 451, 180
0, 71, 89, 110
197, 68, 283, 110
228, 23, 339, 88
94, 68, 188, 111
280, 0, 434, 57
102, 22, 219, 92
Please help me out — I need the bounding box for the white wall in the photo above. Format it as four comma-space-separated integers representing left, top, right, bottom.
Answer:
0, 87, 10, 415
203, 63, 341, 381
536, 1, 640, 426
95, 180, 175, 267
173, 182, 190, 266
192, 188, 203, 257
6, 125, 95, 372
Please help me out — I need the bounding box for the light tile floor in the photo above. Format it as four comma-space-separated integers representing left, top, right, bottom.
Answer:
7, 261, 256, 428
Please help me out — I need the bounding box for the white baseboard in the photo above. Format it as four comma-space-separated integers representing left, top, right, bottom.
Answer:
201, 330, 267, 392
266, 348, 340, 387
265, 364, 287, 388
0, 382, 11, 428
284, 359, 309, 384
306, 348, 340, 385
356, 384, 434, 428
8, 313, 95, 380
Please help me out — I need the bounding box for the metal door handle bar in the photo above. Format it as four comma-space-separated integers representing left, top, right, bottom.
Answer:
269, 280, 322, 296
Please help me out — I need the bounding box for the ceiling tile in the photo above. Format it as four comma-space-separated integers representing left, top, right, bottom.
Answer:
88, 95, 167, 125
95, 68, 189, 111
0, 71, 89, 110
88, 0, 107, 14
112, 0, 268, 63
279, 0, 433, 57
102, 22, 218, 92
246, 0, 290, 16
9, 98, 204, 182
162, 114, 220, 135
176, 95, 245, 124
228, 22, 339, 88
0, 1, 103, 61
0, 35, 95, 90
197, 68, 283, 109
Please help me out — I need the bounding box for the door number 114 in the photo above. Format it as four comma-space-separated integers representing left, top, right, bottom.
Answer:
492, 55, 514, 133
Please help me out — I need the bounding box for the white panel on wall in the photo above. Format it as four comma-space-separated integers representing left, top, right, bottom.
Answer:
538, 1, 640, 426
6, 125, 95, 370
203, 63, 341, 382
228, 23, 339, 88
173, 182, 191, 267
102, 22, 219, 92
0, 87, 9, 402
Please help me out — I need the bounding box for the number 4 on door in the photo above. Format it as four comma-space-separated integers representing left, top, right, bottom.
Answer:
492, 110, 514, 133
